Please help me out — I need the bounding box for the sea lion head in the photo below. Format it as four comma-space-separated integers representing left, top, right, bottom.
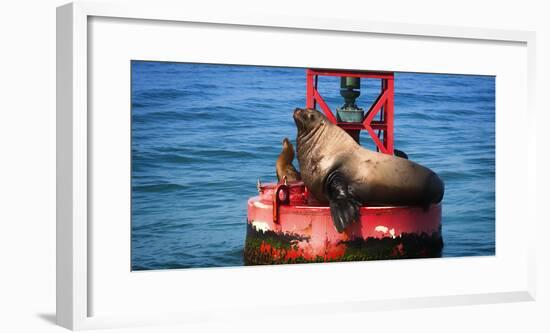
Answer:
293, 108, 327, 138
281, 137, 294, 160
282, 137, 292, 150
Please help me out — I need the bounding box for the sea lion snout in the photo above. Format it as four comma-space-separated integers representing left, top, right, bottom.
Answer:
282, 137, 291, 147
293, 108, 326, 135
293, 107, 304, 119
293, 108, 305, 130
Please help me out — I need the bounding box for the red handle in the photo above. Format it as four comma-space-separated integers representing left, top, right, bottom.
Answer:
273, 183, 290, 224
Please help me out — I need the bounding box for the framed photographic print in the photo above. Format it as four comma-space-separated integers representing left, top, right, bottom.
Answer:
57, 1, 537, 330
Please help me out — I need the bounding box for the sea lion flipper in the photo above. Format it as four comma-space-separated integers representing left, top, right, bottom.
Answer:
394, 149, 409, 159
325, 170, 361, 233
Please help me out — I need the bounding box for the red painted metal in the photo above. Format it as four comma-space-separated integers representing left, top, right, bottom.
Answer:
272, 182, 290, 224
312, 89, 338, 123
247, 182, 442, 262
305, 69, 395, 154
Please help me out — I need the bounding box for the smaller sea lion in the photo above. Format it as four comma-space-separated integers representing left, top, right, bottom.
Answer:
276, 138, 301, 183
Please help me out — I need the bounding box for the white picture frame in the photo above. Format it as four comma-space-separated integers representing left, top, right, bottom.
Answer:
57, 1, 537, 330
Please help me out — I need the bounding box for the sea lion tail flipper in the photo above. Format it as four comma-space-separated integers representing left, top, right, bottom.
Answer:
394, 149, 409, 159
325, 170, 361, 233
428, 173, 445, 204
422, 173, 445, 211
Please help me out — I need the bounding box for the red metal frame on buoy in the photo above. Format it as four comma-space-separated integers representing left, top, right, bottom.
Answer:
306, 69, 395, 154
244, 69, 443, 265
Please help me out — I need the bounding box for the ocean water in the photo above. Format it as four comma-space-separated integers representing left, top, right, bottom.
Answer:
131, 61, 495, 270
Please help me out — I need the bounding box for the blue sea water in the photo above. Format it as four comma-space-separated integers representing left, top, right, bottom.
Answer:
131, 61, 495, 270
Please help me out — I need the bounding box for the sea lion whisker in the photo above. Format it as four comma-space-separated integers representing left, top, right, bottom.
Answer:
299, 126, 320, 145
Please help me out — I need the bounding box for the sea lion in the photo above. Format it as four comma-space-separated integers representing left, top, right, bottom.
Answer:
293, 108, 444, 233
276, 137, 301, 183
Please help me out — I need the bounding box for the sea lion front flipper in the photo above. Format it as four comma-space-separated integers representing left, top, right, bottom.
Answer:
325, 170, 361, 233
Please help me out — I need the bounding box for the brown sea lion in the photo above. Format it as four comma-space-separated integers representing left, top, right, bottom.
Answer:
293, 108, 444, 232
276, 137, 301, 183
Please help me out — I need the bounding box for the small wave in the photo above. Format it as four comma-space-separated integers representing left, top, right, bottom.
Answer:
193, 83, 218, 89
133, 109, 246, 123
156, 153, 202, 164
462, 153, 495, 162
133, 183, 190, 192
199, 148, 256, 159
132, 101, 163, 109
438, 170, 478, 181
131, 264, 153, 271
134, 88, 194, 100
396, 92, 494, 105
133, 151, 189, 164
133, 148, 259, 169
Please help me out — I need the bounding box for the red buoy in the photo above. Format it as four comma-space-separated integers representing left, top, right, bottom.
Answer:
244, 182, 442, 265
244, 69, 443, 265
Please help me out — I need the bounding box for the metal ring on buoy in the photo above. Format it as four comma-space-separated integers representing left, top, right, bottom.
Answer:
273, 181, 290, 224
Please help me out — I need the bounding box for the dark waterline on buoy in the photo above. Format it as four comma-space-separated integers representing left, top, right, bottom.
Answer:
131, 61, 495, 270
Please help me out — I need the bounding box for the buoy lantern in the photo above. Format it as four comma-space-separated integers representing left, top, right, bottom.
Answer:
244, 69, 443, 265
